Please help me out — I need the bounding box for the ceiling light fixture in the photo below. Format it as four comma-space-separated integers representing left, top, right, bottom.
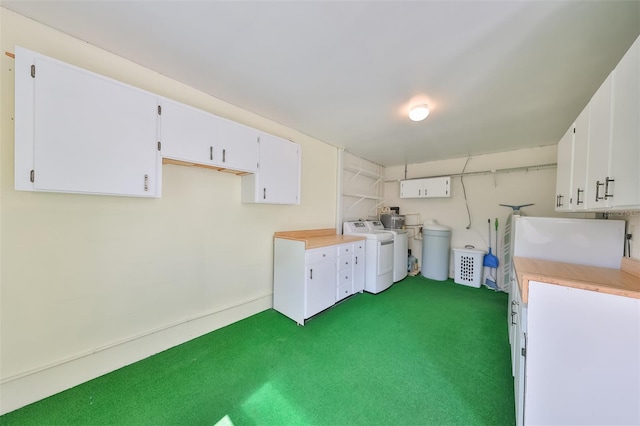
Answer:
409, 104, 429, 121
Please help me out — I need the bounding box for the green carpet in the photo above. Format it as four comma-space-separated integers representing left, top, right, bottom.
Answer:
0, 276, 515, 425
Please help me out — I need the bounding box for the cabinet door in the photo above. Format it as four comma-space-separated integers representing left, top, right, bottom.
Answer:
17, 48, 160, 197
570, 105, 589, 210
305, 258, 336, 319
585, 73, 613, 209
400, 180, 423, 198
609, 36, 640, 208
258, 134, 301, 204
353, 241, 365, 293
555, 126, 573, 211
423, 177, 451, 197
161, 99, 217, 165
216, 117, 259, 174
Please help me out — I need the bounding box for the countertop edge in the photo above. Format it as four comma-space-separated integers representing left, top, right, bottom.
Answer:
514, 257, 640, 304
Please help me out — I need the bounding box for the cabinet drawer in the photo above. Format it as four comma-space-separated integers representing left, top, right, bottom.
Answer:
338, 269, 352, 286
337, 255, 353, 271
338, 243, 354, 257
337, 283, 353, 301
305, 246, 336, 264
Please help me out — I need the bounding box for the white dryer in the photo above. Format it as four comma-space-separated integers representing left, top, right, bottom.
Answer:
364, 220, 408, 283
343, 221, 394, 294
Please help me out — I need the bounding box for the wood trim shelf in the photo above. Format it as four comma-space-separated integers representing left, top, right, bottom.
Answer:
162, 158, 251, 176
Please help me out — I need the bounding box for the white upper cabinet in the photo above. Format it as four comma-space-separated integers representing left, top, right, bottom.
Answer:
556, 35, 640, 212
15, 47, 161, 197
216, 117, 259, 174
585, 73, 613, 209
400, 177, 451, 198
570, 105, 590, 211
160, 100, 258, 174
555, 126, 573, 211
242, 133, 301, 204
160, 99, 217, 165
608, 36, 640, 209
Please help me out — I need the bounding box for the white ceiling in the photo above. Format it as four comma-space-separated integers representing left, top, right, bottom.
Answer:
2, 0, 639, 167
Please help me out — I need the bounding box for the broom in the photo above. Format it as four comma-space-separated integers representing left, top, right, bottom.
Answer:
483, 219, 499, 289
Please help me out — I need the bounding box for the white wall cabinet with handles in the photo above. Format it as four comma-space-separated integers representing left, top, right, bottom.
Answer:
554, 126, 573, 211
568, 105, 590, 211
15, 46, 301, 203
242, 133, 301, 205
556, 35, 640, 212
15, 47, 161, 197
160, 99, 258, 174
400, 177, 451, 198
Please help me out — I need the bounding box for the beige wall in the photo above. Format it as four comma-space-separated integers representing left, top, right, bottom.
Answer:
0, 8, 337, 413
385, 145, 559, 286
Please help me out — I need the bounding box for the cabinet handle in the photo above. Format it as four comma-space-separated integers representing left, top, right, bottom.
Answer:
222, 149, 226, 163
557, 194, 563, 207
576, 188, 584, 205
310, 269, 313, 280
144, 174, 149, 192
511, 311, 517, 325
418, 189, 421, 196
595, 181, 604, 202
604, 177, 615, 199
263, 188, 266, 200
210, 146, 213, 161
355, 256, 358, 265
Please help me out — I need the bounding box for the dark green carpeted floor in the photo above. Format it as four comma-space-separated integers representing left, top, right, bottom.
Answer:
0, 276, 515, 425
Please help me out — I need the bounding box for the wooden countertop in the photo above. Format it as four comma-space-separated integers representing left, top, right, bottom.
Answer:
274, 228, 366, 249
513, 256, 640, 303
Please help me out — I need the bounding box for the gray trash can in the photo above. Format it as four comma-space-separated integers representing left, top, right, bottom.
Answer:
421, 220, 451, 281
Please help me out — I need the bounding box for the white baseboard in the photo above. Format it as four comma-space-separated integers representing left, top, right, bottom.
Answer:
0, 295, 272, 415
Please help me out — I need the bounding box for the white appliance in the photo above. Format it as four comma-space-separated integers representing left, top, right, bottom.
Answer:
343, 221, 394, 294
364, 220, 408, 283
512, 216, 625, 268
502, 215, 626, 290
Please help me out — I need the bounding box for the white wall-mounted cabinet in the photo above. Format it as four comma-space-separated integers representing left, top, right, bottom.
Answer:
160, 99, 218, 166
400, 177, 451, 198
15, 46, 300, 203
585, 73, 613, 209
242, 133, 301, 205
216, 117, 259, 174
160, 99, 258, 174
569, 106, 589, 211
15, 47, 161, 197
600, 35, 640, 209
554, 126, 573, 211
556, 35, 640, 212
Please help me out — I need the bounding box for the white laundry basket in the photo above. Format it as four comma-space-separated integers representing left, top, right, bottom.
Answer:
452, 248, 485, 288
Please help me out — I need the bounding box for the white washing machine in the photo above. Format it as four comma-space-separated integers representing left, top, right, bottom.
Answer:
343, 221, 394, 294
364, 220, 408, 283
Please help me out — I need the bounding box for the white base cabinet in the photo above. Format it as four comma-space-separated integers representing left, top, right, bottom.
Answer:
273, 238, 365, 325
510, 278, 640, 426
